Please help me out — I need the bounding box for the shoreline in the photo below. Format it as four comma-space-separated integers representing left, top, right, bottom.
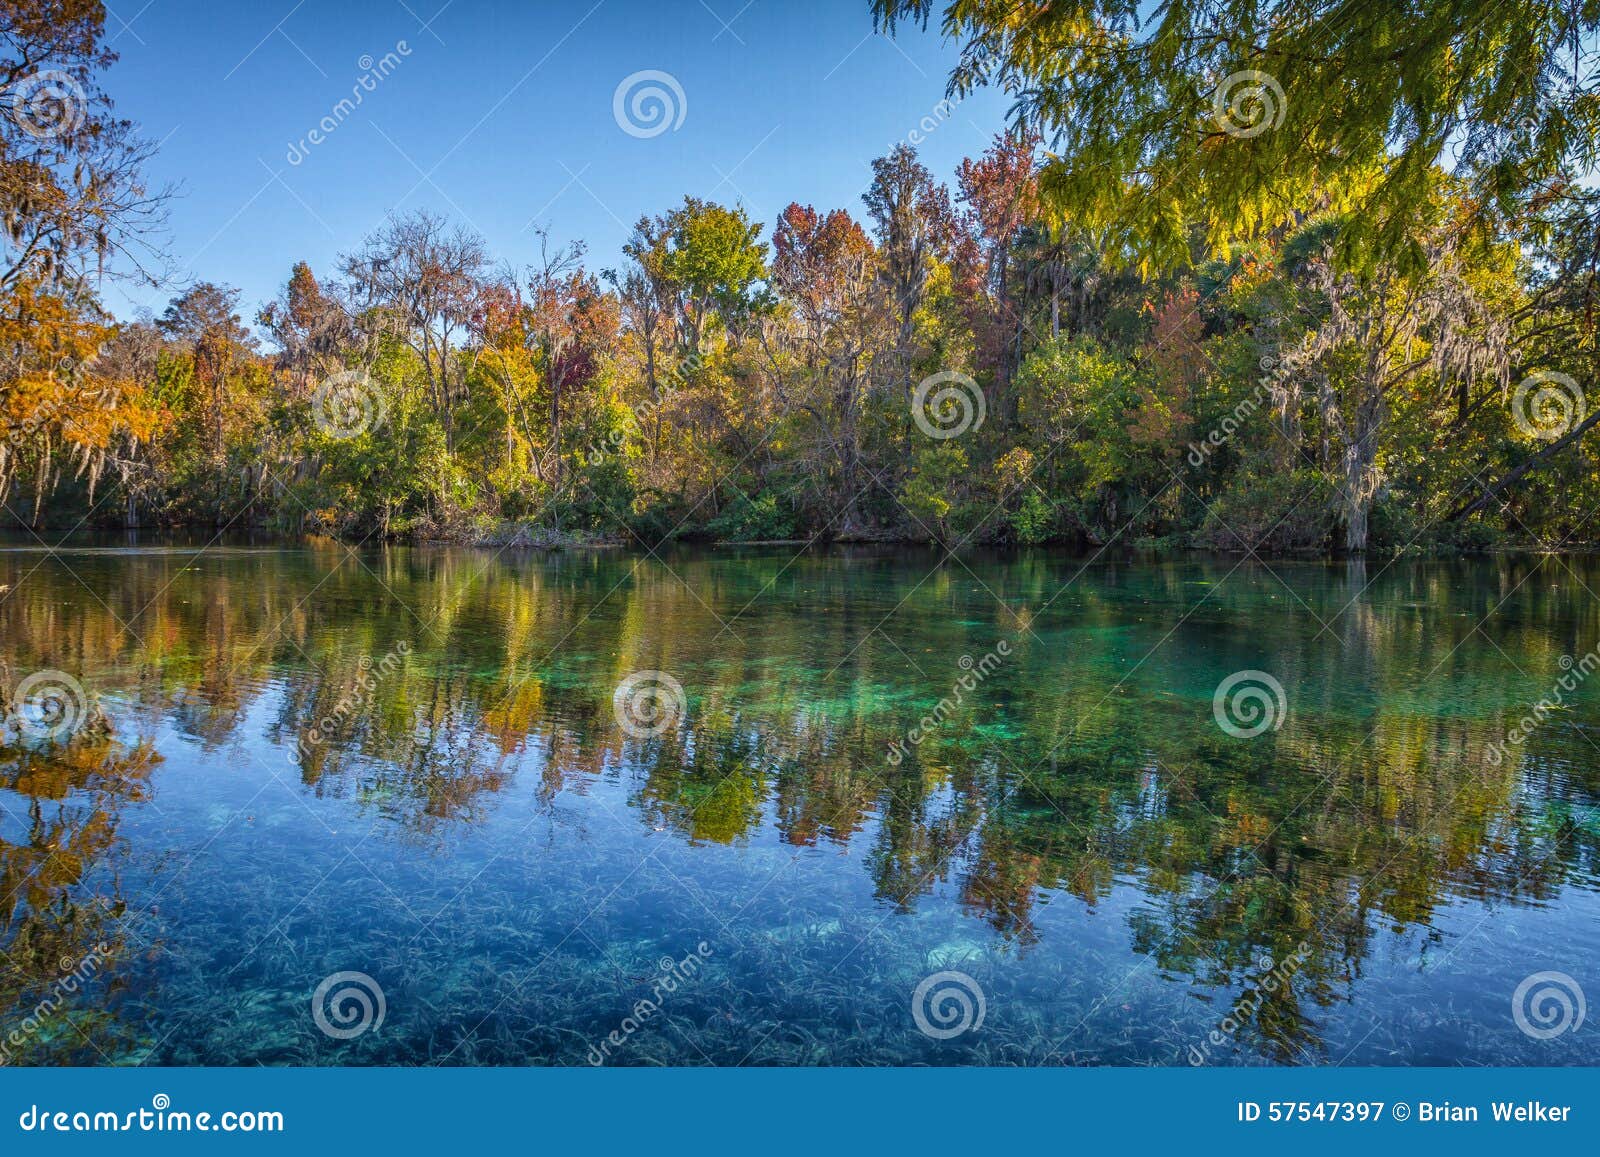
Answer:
5, 526, 1597, 560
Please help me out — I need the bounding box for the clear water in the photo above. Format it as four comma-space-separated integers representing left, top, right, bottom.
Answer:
2, 541, 1597, 1066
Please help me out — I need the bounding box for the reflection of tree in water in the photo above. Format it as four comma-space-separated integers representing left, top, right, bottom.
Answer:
3, 548, 1599, 1062
769, 717, 880, 847
0, 720, 160, 1064
630, 724, 764, 845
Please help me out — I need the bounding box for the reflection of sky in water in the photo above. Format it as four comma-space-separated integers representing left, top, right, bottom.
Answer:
2, 544, 1597, 1065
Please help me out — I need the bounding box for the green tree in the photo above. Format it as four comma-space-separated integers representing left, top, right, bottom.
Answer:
873, 0, 1600, 269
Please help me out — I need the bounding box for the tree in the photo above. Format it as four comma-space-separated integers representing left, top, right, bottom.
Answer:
520, 235, 617, 491
770, 202, 885, 519
863, 144, 955, 390
771, 203, 874, 350
955, 131, 1039, 386
1276, 237, 1510, 551
0, 0, 169, 291
341, 210, 490, 463
0, 275, 160, 524
872, 0, 1600, 270
258, 261, 353, 399
610, 199, 769, 500
1445, 186, 1600, 527
660, 197, 770, 355
157, 283, 260, 524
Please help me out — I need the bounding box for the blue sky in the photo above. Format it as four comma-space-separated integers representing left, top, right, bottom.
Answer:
100, 0, 1013, 323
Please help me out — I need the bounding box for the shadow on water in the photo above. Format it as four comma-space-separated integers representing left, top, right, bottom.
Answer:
2, 541, 1598, 1064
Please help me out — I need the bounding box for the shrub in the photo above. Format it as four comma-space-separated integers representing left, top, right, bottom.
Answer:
1193, 468, 1338, 552
705, 491, 797, 541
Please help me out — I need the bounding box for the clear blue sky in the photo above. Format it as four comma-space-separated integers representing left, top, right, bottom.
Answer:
100, 0, 1012, 323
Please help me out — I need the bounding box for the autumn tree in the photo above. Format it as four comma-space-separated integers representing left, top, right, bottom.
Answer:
0, 277, 158, 524
863, 145, 955, 391
535, 239, 618, 482
659, 197, 770, 356
257, 261, 353, 400
341, 211, 490, 462
769, 202, 885, 520
954, 131, 1039, 386
1273, 229, 1512, 551
0, 0, 168, 291
156, 282, 260, 524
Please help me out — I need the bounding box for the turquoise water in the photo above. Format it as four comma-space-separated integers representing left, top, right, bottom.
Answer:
1, 542, 1597, 1065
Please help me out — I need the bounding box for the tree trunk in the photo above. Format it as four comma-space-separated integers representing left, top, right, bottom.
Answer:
1448, 406, 1600, 522
1341, 387, 1384, 552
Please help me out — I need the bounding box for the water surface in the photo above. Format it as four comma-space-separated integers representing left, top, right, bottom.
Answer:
2, 542, 1597, 1065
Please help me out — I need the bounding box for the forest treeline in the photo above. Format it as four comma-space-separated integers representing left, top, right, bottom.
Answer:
3, 1, 1599, 553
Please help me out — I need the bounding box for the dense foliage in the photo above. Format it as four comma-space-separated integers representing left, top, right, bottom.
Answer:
2, 1, 1597, 553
